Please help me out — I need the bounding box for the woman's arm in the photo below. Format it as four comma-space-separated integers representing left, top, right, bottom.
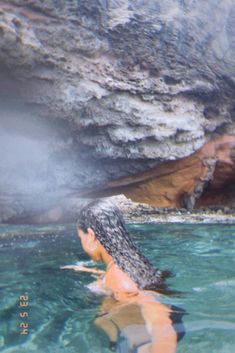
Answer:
60, 265, 105, 275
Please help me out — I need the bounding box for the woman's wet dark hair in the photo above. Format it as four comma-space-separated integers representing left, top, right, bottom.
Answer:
77, 198, 175, 295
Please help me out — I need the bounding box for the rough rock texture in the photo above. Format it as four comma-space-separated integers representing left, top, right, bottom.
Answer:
83, 135, 235, 209
0, 0, 235, 222
4, 193, 235, 225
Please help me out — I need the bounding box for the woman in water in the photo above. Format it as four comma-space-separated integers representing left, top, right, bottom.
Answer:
61, 199, 184, 353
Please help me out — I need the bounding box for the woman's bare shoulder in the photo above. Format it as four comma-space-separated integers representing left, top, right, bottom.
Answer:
104, 263, 139, 300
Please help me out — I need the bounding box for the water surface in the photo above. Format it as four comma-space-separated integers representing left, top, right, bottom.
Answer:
0, 223, 235, 353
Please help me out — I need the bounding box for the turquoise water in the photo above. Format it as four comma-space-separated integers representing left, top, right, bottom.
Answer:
0, 223, 235, 353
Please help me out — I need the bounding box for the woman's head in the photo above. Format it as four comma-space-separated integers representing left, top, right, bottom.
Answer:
77, 226, 105, 262
76, 198, 173, 294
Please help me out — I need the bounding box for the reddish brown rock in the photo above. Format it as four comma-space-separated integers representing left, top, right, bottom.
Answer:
82, 135, 235, 210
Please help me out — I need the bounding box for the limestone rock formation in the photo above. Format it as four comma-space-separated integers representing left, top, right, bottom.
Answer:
83, 135, 235, 209
0, 0, 235, 222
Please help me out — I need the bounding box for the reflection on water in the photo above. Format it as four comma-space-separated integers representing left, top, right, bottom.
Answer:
0, 223, 235, 353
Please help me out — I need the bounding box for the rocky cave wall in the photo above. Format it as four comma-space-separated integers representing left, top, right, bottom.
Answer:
0, 0, 235, 222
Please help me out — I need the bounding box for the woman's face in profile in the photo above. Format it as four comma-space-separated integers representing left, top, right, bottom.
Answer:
77, 227, 101, 261
77, 227, 90, 253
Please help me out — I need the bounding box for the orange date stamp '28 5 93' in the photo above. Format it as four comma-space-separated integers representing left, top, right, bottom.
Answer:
19, 293, 29, 335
